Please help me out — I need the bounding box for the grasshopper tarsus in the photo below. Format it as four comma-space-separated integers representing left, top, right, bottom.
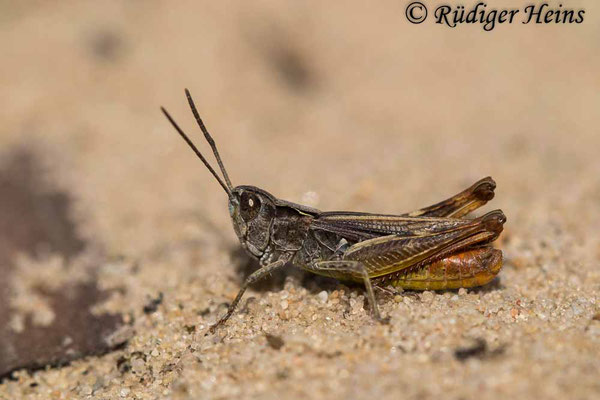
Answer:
207, 318, 226, 335
163, 90, 506, 330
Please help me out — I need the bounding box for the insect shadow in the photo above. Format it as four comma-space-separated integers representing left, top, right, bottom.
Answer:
467, 276, 505, 293
229, 246, 412, 313
230, 246, 344, 295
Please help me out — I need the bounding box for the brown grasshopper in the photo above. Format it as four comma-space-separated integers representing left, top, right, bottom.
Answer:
162, 89, 506, 331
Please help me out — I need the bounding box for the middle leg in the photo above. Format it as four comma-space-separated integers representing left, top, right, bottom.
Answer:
311, 260, 387, 322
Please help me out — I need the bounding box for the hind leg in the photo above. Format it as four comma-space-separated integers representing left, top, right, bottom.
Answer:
404, 177, 496, 218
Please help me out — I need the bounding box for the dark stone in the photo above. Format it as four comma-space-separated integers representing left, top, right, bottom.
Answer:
265, 333, 285, 350
454, 338, 487, 361
453, 338, 504, 362
143, 292, 164, 314
0, 148, 128, 380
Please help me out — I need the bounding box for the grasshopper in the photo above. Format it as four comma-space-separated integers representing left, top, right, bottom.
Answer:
162, 89, 506, 331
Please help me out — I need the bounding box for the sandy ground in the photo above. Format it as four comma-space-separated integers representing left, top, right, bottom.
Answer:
0, 1, 599, 399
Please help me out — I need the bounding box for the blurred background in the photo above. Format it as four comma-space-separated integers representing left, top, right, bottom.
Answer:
0, 0, 599, 398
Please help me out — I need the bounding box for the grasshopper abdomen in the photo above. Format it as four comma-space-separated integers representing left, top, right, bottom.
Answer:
379, 247, 503, 291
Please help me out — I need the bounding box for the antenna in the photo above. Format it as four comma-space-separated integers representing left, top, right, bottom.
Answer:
161, 106, 233, 198
185, 88, 234, 191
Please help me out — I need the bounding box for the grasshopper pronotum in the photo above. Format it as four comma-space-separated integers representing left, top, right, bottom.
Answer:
162, 90, 506, 331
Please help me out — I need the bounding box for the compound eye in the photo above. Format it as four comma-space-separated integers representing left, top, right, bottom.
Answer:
240, 191, 261, 221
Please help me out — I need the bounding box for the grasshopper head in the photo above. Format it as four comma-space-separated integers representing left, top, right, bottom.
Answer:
229, 186, 277, 257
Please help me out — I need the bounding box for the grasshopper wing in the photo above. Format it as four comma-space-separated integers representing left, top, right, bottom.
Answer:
312, 211, 482, 241
312, 210, 505, 278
